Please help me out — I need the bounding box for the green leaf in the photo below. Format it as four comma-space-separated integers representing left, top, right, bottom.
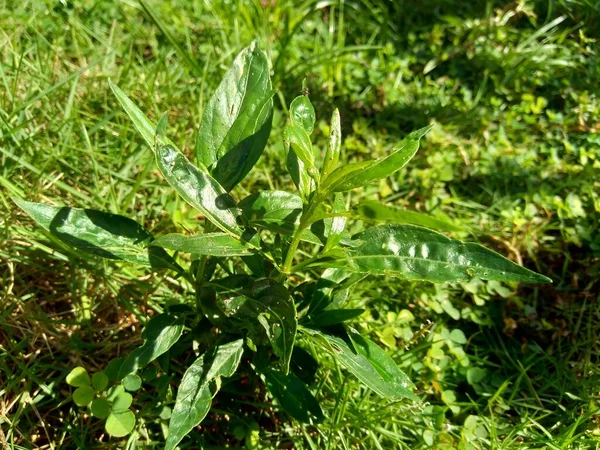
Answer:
156, 111, 168, 143
289, 95, 316, 135
348, 328, 416, 394
212, 92, 275, 191
66, 367, 90, 388
332, 125, 433, 192
238, 191, 347, 246
309, 269, 353, 314
196, 42, 273, 191
308, 272, 365, 316
290, 248, 351, 272
286, 148, 314, 201
300, 227, 353, 247
355, 200, 461, 232
290, 347, 319, 386
109, 79, 178, 151
264, 370, 324, 423
109, 79, 156, 149
347, 224, 552, 283
322, 160, 374, 193
449, 329, 467, 344
152, 233, 254, 256
122, 374, 142, 392
467, 367, 487, 385
107, 385, 126, 402
284, 124, 318, 180
105, 410, 136, 438
202, 279, 297, 373
310, 328, 417, 401
324, 193, 347, 252
91, 372, 109, 391
254, 285, 297, 374
322, 108, 341, 177
73, 386, 95, 406
90, 398, 111, 419
165, 339, 244, 450
104, 358, 125, 382
239, 190, 302, 235
111, 391, 133, 412
14, 199, 179, 271
155, 144, 246, 239
117, 313, 184, 379
309, 308, 365, 327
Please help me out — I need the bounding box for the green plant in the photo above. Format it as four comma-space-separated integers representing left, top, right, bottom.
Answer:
13, 41, 551, 447
65, 367, 141, 437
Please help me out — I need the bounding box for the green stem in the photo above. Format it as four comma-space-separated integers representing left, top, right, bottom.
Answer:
280, 193, 323, 279
194, 220, 215, 286
195, 255, 208, 285
281, 229, 304, 277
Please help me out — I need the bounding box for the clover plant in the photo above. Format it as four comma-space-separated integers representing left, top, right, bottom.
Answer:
14, 42, 550, 447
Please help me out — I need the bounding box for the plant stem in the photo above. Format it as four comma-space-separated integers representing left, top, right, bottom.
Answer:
280, 193, 323, 278
194, 220, 215, 286
281, 229, 303, 277
195, 256, 208, 285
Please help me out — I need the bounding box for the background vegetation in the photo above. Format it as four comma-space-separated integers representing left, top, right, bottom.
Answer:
1, 0, 599, 448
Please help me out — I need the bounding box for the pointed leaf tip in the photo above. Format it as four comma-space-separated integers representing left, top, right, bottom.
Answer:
196, 42, 273, 190
329, 124, 433, 192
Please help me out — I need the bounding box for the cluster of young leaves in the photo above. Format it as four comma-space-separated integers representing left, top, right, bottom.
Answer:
14, 42, 550, 446
66, 367, 141, 437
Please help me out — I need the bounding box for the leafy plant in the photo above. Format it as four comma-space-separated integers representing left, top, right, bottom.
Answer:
66, 367, 141, 437
14, 41, 551, 447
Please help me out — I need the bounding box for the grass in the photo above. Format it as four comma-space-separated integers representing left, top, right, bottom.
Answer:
1, 0, 599, 448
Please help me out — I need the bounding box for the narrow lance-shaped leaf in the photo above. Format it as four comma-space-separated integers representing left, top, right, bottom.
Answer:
346, 328, 416, 395
109, 80, 155, 148
322, 108, 341, 177
165, 339, 244, 450
347, 224, 552, 283
309, 308, 365, 327
155, 144, 245, 239
212, 91, 275, 191
284, 124, 319, 181
289, 347, 319, 385
286, 149, 313, 202
355, 200, 461, 232
110, 81, 262, 246
309, 327, 417, 401
332, 125, 433, 192
264, 369, 324, 423
117, 313, 185, 379
322, 160, 374, 193
155, 111, 168, 144
109, 79, 176, 150
255, 286, 297, 374
196, 42, 273, 190
290, 248, 351, 273
289, 94, 315, 135
152, 233, 254, 257
13, 199, 179, 271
